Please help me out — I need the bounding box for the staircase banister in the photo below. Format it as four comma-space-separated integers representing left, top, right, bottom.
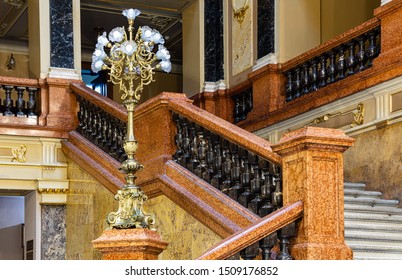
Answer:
197, 201, 303, 260
138, 92, 282, 166
70, 81, 127, 122
0, 75, 41, 87
281, 17, 380, 71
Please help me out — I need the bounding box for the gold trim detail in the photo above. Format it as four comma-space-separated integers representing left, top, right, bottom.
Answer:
233, 0, 249, 24
11, 144, 27, 163
305, 103, 365, 128
37, 188, 68, 194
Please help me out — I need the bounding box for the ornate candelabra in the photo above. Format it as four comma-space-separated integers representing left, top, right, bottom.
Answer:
91, 9, 172, 230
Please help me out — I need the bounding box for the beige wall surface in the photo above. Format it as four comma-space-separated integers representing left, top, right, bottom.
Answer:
278, 0, 321, 62
0, 52, 29, 78
182, 0, 203, 97
321, 0, 380, 43
344, 122, 402, 204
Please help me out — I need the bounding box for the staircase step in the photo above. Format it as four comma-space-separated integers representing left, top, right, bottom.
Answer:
344, 189, 383, 199
345, 211, 402, 224
345, 220, 402, 232
346, 230, 402, 242
350, 244, 402, 260
344, 204, 402, 215
344, 196, 400, 207
344, 182, 366, 191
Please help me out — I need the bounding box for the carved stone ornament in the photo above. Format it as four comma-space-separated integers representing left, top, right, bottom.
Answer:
11, 144, 27, 163
233, 0, 249, 24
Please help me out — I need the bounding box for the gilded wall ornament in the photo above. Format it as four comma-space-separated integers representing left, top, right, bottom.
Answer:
232, 0, 249, 24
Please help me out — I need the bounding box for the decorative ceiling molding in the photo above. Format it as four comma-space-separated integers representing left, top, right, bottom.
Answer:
0, 0, 27, 37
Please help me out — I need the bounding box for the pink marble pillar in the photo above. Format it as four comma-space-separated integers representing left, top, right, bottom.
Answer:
272, 127, 355, 260
92, 228, 168, 260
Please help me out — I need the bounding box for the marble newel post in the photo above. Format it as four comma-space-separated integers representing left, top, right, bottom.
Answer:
272, 127, 355, 260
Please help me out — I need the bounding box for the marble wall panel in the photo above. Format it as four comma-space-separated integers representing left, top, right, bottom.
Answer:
41, 205, 66, 260
204, 0, 224, 82
232, 0, 253, 76
50, 0, 74, 68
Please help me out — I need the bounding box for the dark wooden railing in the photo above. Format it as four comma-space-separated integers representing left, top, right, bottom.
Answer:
71, 81, 296, 260
197, 201, 303, 260
0, 80, 40, 119
231, 87, 253, 123
172, 113, 297, 259
284, 24, 381, 102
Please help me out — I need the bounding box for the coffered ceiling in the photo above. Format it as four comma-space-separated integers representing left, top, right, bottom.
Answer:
0, 0, 196, 64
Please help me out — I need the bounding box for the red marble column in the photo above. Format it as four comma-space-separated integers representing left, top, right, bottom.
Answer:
92, 228, 168, 260
272, 127, 355, 260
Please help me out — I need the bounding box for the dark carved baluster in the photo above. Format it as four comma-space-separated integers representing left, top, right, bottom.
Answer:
238, 150, 252, 208
194, 130, 208, 178
259, 161, 276, 217
116, 120, 127, 162
228, 145, 242, 202
211, 137, 223, 190
260, 233, 278, 260
3, 85, 14, 116
366, 28, 380, 67
187, 123, 199, 172
249, 157, 263, 215
180, 119, 191, 167
76, 96, 85, 133
240, 242, 260, 260
285, 71, 294, 102
327, 51, 337, 84
203, 132, 215, 183
90, 108, 100, 142
221, 140, 232, 195
173, 114, 184, 162
336, 46, 346, 80
318, 55, 327, 88
301, 63, 310, 95
233, 95, 241, 123
309, 59, 318, 92
356, 35, 367, 72
293, 68, 301, 99
276, 222, 296, 260
27, 87, 38, 118
109, 119, 119, 156
272, 166, 283, 208
346, 41, 357, 75
15, 87, 26, 117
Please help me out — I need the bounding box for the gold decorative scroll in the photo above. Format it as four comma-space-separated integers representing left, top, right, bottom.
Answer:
0, 144, 27, 163
304, 103, 365, 128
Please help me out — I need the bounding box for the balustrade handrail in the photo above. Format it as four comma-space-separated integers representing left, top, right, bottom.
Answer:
163, 94, 282, 166
197, 201, 303, 260
71, 81, 126, 121
71, 81, 282, 167
282, 18, 380, 71
0, 76, 40, 88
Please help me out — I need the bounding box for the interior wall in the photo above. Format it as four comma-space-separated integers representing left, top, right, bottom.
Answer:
344, 122, 402, 204
182, 0, 203, 97
277, 0, 321, 62
321, 0, 381, 43
25, 191, 41, 260
0, 52, 29, 78
0, 196, 24, 228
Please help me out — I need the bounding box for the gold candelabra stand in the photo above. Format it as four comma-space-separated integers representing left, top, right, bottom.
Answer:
91, 8, 171, 229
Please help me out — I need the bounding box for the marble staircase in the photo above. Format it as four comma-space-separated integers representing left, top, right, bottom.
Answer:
344, 182, 402, 260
